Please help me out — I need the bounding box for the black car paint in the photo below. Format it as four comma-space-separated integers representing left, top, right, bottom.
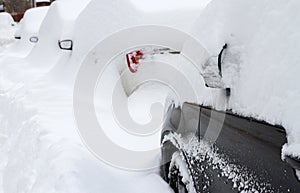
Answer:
161, 103, 300, 192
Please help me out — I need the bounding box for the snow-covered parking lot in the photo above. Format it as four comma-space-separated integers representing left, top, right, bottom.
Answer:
1, 0, 300, 192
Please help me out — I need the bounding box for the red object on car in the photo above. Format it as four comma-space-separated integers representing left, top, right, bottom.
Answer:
126, 50, 144, 73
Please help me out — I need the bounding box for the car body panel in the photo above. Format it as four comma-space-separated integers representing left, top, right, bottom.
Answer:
161, 103, 300, 192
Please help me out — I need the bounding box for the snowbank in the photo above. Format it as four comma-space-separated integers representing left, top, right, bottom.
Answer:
191, 0, 300, 156
0, 78, 173, 193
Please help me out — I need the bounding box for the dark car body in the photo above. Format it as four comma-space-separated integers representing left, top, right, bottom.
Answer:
161, 102, 300, 192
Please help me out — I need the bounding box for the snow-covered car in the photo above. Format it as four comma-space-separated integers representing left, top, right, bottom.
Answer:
2, 0, 300, 193
3, 6, 50, 57
14, 7, 49, 43
24, 0, 91, 69
157, 0, 300, 192
0, 12, 15, 27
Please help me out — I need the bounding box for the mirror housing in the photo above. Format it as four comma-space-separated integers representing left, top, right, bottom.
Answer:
58, 39, 73, 50
29, 36, 39, 43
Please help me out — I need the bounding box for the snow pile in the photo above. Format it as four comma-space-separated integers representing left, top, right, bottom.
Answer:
0, 76, 173, 193
191, 0, 300, 157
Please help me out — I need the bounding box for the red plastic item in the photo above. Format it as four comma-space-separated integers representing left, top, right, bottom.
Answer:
126, 50, 144, 73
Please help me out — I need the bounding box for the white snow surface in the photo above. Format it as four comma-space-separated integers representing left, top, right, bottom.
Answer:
0, 76, 173, 193
0, 13, 14, 28
2, 7, 49, 57
0, 12, 14, 50
130, 0, 210, 13
1, 0, 300, 192
0, 0, 207, 192
190, 0, 300, 157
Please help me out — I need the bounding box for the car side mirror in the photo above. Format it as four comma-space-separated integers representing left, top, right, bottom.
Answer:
29, 36, 39, 43
58, 40, 73, 50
